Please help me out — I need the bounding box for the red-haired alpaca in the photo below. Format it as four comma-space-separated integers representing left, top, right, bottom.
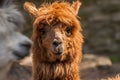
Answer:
24, 1, 83, 80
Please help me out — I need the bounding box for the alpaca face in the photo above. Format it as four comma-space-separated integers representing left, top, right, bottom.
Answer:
38, 22, 69, 57
33, 19, 82, 62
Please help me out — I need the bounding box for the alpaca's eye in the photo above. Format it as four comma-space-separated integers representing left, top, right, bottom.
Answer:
39, 28, 46, 36
65, 27, 72, 36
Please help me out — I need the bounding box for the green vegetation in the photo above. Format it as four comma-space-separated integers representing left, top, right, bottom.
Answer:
110, 56, 120, 63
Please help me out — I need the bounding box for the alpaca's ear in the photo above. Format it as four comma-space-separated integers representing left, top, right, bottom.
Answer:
24, 2, 38, 18
72, 1, 81, 15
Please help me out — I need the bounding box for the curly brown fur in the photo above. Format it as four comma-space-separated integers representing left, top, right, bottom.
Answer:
24, 1, 83, 80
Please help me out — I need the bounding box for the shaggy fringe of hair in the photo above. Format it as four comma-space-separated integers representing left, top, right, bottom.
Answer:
33, 1, 81, 27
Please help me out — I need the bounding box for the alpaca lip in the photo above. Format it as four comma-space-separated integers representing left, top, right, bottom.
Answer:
12, 49, 30, 60
52, 45, 63, 55
54, 52, 63, 56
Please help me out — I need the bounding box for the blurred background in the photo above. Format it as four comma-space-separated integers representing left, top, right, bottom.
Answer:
0, 0, 119, 80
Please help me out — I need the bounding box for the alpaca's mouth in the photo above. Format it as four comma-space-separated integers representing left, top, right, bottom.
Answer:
13, 50, 29, 59
52, 45, 64, 56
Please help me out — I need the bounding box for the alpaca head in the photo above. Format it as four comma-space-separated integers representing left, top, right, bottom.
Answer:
24, 1, 83, 63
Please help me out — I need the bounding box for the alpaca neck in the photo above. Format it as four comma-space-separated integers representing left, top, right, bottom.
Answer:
33, 62, 80, 80
0, 62, 12, 80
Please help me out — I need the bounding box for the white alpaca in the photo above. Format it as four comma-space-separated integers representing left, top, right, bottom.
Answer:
0, 0, 32, 80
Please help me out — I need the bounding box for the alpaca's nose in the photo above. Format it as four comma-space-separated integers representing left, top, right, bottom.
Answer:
13, 40, 32, 59
52, 39, 62, 47
52, 39, 63, 55
20, 40, 32, 49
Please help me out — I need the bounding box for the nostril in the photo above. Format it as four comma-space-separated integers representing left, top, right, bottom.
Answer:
20, 41, 32, 49
12, 41, 32, 59
52, 40, 62, 47
53, 41, 59, 46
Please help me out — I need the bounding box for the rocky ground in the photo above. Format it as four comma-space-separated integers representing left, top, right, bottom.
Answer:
80, 54, 120, 80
